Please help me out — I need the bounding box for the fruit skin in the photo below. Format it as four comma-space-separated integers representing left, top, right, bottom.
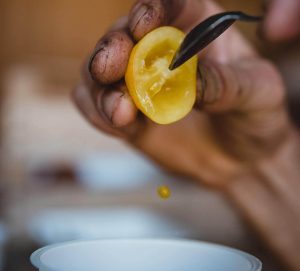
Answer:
125, 26, 198, 125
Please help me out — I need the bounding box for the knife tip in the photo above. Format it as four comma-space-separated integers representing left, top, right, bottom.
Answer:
169, 58, 179, 71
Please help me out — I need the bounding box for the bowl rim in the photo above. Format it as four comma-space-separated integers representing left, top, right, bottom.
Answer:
31, 238, 262, 271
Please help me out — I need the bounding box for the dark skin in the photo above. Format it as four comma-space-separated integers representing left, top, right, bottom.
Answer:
262, 0, 300, 42
73, 0, 291, 186
73, 0, 300, 269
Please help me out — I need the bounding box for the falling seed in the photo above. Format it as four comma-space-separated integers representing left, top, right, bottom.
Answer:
157, 185, 171, 199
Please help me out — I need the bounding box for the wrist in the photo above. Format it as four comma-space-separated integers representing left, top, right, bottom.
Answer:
224, 128, 300, 271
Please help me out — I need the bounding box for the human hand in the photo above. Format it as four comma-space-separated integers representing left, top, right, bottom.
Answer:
73, 0, 290, 186
263, 0, 300, 41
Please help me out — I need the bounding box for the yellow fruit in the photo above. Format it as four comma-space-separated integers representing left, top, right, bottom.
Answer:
125, 26, 198, 124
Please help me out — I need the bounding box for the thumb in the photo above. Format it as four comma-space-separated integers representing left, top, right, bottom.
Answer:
195, 59, 290, 160
196, 59, 285, 113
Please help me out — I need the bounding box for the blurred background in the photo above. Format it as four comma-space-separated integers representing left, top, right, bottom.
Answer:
0, 0, 299, 270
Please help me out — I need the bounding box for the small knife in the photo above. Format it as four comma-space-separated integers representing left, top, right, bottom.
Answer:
169, 11, 263, 70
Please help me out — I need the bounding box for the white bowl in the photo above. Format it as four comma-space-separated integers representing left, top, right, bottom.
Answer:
0, 223, 7, 271
31, 239, 262, 271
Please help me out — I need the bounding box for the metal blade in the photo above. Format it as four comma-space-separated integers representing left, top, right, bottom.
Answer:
169, 11, 262, 70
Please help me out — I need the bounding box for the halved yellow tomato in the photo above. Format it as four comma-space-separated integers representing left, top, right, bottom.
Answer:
125, 26, 198, 124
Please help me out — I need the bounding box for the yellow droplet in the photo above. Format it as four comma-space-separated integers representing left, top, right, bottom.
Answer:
157, 185, 171, 199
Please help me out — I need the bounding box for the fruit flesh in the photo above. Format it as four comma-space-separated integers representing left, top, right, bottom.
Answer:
125, 26, 198, 124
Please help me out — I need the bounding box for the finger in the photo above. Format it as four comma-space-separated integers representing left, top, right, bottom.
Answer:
263, 0, 300, 41
81, 57, 139, 129
100, 82, 138, 128
85, 16, 139, 129
195, 59, 289, 160
72, 83, 121, 136
100, 81, 146, 141
76, 60, 143, 141
89, 29, 134, 85
195, 59, 285, 113
73, 79, 142, 139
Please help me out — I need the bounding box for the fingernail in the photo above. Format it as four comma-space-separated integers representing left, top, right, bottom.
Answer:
100, 91, 123, 123
129, 4, 149, 35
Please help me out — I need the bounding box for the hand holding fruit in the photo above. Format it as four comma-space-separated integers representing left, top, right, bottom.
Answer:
73, 0, 290, 186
